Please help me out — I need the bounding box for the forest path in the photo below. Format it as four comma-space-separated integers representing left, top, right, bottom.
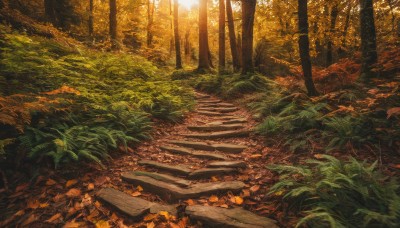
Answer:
98, 92, 278, 227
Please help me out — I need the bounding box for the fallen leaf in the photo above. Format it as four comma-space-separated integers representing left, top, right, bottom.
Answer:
217, 204, 229, 208
274, 190, 284, 196
21, 214, 38, 226
39, 202, 50, 208
94, 201, 102, 208
27, 200, 40, 209
147, 222, 155, 228
137, 185, 143, 192
95, 220, 110, 228
387, 107, 400, 119
143, 213, 158, 221
242, 189, 250, 197
314, 154, 324, 159
87, 183, 95, 191
110, 213, 118, 221
250, 185, 260, 193
46, 179, 57, 186
208, 195, 219, 203
185, 199, 196, 206
66, 188, 81, 198
16, 183, 29, 192
131, 191, 141, 197
250, 154, 262, 159
211, 176, 219, 182
66, 179, 78, 188
14, 210, 25, 216
45, 213, 62, 223
63, 220, 83, 228
234, 196, 243, 205
177, 217, 188, 228
159, 211, 170, 220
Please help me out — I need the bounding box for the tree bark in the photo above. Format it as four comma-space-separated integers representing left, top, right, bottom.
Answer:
173, 0, 182, 69
88, 0, 94, 37
226, 0, 239, 72
147, 0, 154, 47
359, 0, 378, 81
218, 0, 226, 73
298, 0, 318, 96
198, 0, 210, 70
237, 32, 242, 67
44, 0, 56, 24
241, 0, 256, 75
326, 4, 339, 66
109, 0, 117, 49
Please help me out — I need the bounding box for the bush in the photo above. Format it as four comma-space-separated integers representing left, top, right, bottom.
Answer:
268, 155, 400, 227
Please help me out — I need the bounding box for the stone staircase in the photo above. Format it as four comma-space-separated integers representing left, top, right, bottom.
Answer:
96, 92, 278, 227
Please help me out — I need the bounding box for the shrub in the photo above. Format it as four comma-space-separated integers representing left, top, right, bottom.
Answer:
267, 155, 400, 228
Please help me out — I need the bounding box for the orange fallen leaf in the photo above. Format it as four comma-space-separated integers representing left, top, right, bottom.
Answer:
66, 188, 81, 198
185, 199, 196, 206
159, 211, 170, 220
131, 191, 141, 197
94, 201, 102, 208
40, 202, 50, 208
177, 217, 189, 228
27, 200, 40, 209
137, 185, 144, 192
95, 220, 110, 228
211, 176, 219, 182
87, 183, 95, 191
63, 220, 84, 228
66, 179, 78, 188
147, 221, 155, 228
209, 195, 219, 203
242, 189, 250, 197
45, 213, 62, 223
234, 196, 243, 205
143, 213, 158, 221
250, 185, 260, 193
21, 214, 38, 226
314, 154, 324, 159
14, 210, 25, 216
46, 179, 57, 186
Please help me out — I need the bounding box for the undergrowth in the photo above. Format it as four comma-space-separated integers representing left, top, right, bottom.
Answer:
267, 155, 400, 227
0, 25, 194, 168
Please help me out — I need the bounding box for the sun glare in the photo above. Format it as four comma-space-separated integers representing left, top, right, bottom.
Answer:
179, 0, 197, 9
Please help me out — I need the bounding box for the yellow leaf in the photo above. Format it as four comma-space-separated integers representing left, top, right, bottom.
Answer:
63, 220, 84, 228
275, 190, 284, 196
39, 202, 50, 208
208, 195, 219, 203
147, 221, 155, 228
159, 211, 170, 220
66, 179, 78, 188
137, 185, 144, 192
95, 220, 110, 228
143, 213, 158, 221
45, 213, 62, 223
66, 188, 81, 198
234, 196, 243, 205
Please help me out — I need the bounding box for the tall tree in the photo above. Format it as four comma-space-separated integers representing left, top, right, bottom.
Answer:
44, 0, 56, 24
218, 0, 225, 72
298, 0, 318, 96
88, 0, 94, 37
198, 0, 210, 70
241, 0, 257, 75
147, 0, 154, 47
226, 0, 239, 71
326, 4, 339, 66
109, 0, 117, 49
173, 0, 182, 69
359, 0, 378, 81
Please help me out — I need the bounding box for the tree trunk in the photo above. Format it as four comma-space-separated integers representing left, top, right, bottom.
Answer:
237, 32, 242, 67
298, 0, 318, 96
184, 30, 190, 61
326, 4, 339, 66
88, 0, 94, 37
173, 0, 182, 69
226, 0, 239, 72
44, 0, 56, 24
359, 0, 378, 81
198, 0, 210, 70
109, 0, 117, 49
241, 0, 256, 75
147, 0, 154, 47
218, 0, 225, 73
386, 0, 396, 35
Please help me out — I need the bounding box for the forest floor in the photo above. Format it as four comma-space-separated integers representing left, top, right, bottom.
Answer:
0, 91, 294, 227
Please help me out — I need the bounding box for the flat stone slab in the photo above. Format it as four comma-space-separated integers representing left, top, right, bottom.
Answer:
207, 161, 247, 169
168, 140, 247, 153
181, 130, 251, 139
198, 107, 238, 113
97, 188, 177, 221
160, 145, 227, 160
138, 160, 192, 176
186, 205, 278, 228
197, 111, 227, 116
122, 175, 245, 202
199, 103, 235, 108
126, 171, 191, 187
197, 100, 221, 104
188, 168, 237, 179
187, 124, 244, 132
208, 118, 248, 125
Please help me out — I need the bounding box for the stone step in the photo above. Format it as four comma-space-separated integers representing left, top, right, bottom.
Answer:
181, 130, 251, 139
187, 124, 244, 132
160, 145, 227, 160
97, 188, 177, 221
199, 103, 235, 108
186, 205, 278, 228
197, 111, 227, 117
195, 93, 211, 99
188, 168, 237, 179
197, 107, 238, 113
216, 116, 244, 120
168, 140, 247, 153
127, 171, 191, 187
207, 161, 247, 169
138, 160, 192, 176
121, 174, 245, 202
197, 100, 221, 104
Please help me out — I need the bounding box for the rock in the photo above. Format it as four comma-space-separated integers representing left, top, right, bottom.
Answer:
198, 107, 238, 113
126, 171, 191, 187
168, 140, 247, 153
122, 175, 245, 202
188, 168, 237, 179
160, 145, 227, 160
181, 130, 251, 139
207, 161, 247, 169
186, 205, 278, 228
197, 100, 221, 104
138, 160, 192, 176
199, 103, 235, 108
187, 124, 244, 132
197, 111, 227, 116
97, 188, 178, 220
